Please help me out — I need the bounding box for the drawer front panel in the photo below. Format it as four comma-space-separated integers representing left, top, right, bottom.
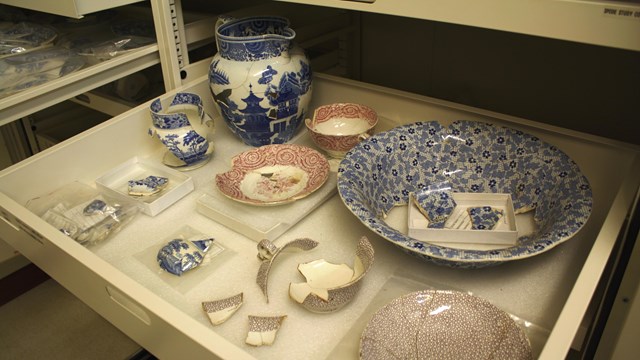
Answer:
0, 193, 250, 360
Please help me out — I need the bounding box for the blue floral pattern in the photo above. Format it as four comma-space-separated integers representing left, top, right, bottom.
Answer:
216, 17, 294, 62
149, 92, 211, 166
468, 206, 504, 230
157, 238, 214, 276
337, 120, 592, 268
412, 183, 456, 228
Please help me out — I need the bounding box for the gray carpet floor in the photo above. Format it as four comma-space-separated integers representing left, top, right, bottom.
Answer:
0, 279, 142, 359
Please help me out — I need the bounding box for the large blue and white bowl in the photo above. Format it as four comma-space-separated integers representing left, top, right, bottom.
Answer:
337, 120, 592, 268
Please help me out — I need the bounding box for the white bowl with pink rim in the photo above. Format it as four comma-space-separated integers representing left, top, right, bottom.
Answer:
305, 103, 378, 158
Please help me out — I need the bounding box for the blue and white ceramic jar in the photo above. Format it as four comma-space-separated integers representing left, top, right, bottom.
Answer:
208, 16, 312, 147
149, 92, 214, 170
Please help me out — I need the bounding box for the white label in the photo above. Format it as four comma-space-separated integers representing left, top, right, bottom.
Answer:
603, 7, 640, 21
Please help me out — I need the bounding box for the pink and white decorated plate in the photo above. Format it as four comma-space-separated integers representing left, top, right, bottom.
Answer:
215, 144, 330, 206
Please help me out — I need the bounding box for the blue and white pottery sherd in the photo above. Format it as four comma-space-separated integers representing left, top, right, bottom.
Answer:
157, 237, 214, 276
468, 206, 504, 230
1, 47, 85, 96
411, 184, 456, 228
208, 16, 312, 147
149, 92, 215, 170
127, 175, 169, 196
83, 199, 108, 215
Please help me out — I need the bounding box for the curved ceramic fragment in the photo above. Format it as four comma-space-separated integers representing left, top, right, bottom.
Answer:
245, 315, 287, 347
289, 236, 374, 313
289, 260, 353, 302
128, 175, 169, 196
411, 182, 456, 228
149, 92, 214, 169
202, 293, 243, 326
157, 237, 214, 276
256, 238, 318, 303
468, 206, 504, 230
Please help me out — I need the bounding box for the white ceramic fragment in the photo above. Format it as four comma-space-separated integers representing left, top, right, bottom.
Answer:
289, 236, 374, 313
202, 293, 243, 326
256, 238, 318, 303
245, 315, 286, 346
289, 260, 353, 302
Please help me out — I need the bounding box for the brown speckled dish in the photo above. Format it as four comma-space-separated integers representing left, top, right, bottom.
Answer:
359, 290, 532, 360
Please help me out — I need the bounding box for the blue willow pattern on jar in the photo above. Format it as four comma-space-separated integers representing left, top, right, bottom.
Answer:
337, 120, 593, 268
149, 92, 212, 167
208, 16, 312, 147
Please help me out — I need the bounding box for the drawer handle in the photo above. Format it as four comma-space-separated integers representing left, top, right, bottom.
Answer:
75, 94, 90, 104
106, 285, 152, 325
0, 210, 20, 232
14, 218, 44, 245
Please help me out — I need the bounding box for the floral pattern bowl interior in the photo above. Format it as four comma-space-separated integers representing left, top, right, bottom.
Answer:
337, 120, 592, 268
216, 144, 330, 206
305, 103, 378, 158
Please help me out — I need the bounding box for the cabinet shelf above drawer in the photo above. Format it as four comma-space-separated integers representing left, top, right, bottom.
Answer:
274, 0, 640, 51
0, 45, 160, 128
0, 0, 146, 18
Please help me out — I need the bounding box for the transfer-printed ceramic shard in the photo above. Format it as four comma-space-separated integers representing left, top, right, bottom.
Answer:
412, 184, 457, 228
202, 293, 243, 325
127, 175, 169, 196
256, 238, 318, 302
468, 206, 504, 230
157, 237, 214, 276
289, 236, 375, 313
245, 315, 286, 346
82, 199, 108, 215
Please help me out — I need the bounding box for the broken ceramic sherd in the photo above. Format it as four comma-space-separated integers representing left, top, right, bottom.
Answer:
82, 199, 108, 215
157, 237, 214, 276
245, 315, 286, 346
468, 206, 504, 230
412, 184, 457, 228
202, 293, 243, 325
256, 238, 318, 303
289, 236, 374, 313
127, 175, 169, 196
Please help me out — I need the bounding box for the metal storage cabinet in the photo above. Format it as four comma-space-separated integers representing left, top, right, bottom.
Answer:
0, 0, 166, 127
1, 0, 639, 359
273, 0, 640, 51
0, 0, 146, 18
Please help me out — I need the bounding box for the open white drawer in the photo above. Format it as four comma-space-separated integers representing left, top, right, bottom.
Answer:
0, 73, 638, 359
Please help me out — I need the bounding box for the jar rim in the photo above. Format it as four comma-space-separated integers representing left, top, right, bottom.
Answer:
216, 16, 295, 42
